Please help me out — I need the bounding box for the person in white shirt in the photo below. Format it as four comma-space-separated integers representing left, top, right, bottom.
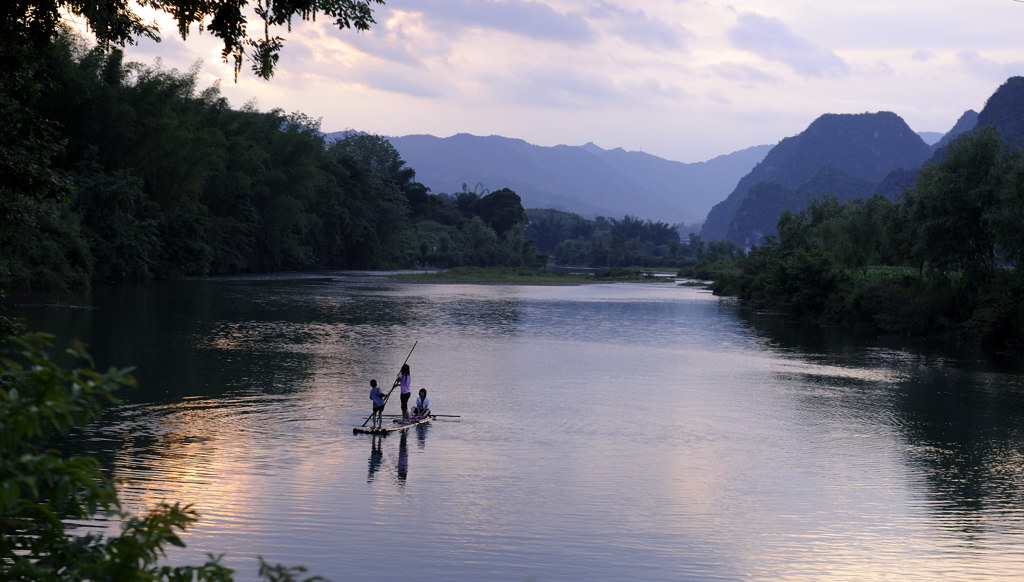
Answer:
412, 388, 431, 419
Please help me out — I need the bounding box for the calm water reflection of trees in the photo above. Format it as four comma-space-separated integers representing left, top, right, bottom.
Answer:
744, 310, 1024, 518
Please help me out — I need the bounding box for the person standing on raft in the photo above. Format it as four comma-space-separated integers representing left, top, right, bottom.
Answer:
397, 364, 412, 421
369, 379, 386, 428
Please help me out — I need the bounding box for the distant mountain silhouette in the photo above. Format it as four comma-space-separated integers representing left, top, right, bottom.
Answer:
702, 77, 1024, 246
877, 78, 1024, 201
875, 110, 979, 199
975, 77, 1024, 149
366, 133, 770, 225
325, 77, 1024, 244
701, 112, 933, 245
931, 109, 979, 151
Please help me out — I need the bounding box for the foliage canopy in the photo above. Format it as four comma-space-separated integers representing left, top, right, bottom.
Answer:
2, 0, 385, 79
0, 35, 552, 294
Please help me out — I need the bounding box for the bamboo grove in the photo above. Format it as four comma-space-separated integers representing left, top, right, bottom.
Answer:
0, 32, 551, 297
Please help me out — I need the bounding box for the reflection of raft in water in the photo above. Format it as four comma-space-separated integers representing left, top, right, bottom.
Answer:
353, 415, 433, 435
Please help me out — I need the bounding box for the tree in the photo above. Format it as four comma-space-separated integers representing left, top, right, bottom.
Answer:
525, 209, 594, 254
473, 188, 527, 237
907, 127, 1004, 277
331, 133, 429, 214
327, 134, 413, 266
0, 0, 385, 294
0, 30, 77, 291
832, 195, 899, 274
1, 0, 386, 80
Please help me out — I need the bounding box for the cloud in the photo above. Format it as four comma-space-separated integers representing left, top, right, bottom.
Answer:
327, 1, 695, 108
727, 12, 849, 79
587, 1, 692, 51
393, 0, 594, 44
912, 49, 935, 62
113, 0, 1024, 163
354, 66, 448, 98
334, 10, 444, 67
957, 50, 1024, 82
345, 32, 425, 67
710, 62, 780, 84
627, 77, 688, 100
125, 34, 210, 71
492, 64, 622, 107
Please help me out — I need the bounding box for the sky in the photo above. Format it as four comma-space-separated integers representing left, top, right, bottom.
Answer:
109, 0, 1024, 163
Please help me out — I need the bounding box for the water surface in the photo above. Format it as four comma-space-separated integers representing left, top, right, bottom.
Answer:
18, 273, 1024, 581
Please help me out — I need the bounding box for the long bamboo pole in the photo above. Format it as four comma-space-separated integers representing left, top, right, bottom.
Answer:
361, 341, 418, 427
380, 414, 460, 418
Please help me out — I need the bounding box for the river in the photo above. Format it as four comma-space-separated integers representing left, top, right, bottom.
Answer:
14, 273, 1024, 581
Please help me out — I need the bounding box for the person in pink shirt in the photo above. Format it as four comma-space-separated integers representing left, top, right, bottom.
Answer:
397, 364, 412, 421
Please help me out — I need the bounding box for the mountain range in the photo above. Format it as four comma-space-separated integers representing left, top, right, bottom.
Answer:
700, 111, 936, 245
322, 131, 772, 226
329, 76, 1023, 243
700, 75, 1024, 246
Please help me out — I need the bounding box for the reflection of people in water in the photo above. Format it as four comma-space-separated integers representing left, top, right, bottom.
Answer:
364, 426, 429, 483
367, 434, 384, 481
397, 431, 408, 481
415, 422, 429, 448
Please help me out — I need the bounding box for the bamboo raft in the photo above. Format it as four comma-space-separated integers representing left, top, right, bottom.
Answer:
353, 415, 433, 435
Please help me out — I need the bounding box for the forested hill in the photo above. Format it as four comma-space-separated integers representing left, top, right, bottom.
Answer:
701, 112, 935, 246
0, 30, 766, 299
344, 133, 770, 225
0, 35, 552, 297
709, 79, 1024, 350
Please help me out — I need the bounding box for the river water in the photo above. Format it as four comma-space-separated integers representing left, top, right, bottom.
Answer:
16, 273, 1024, 581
